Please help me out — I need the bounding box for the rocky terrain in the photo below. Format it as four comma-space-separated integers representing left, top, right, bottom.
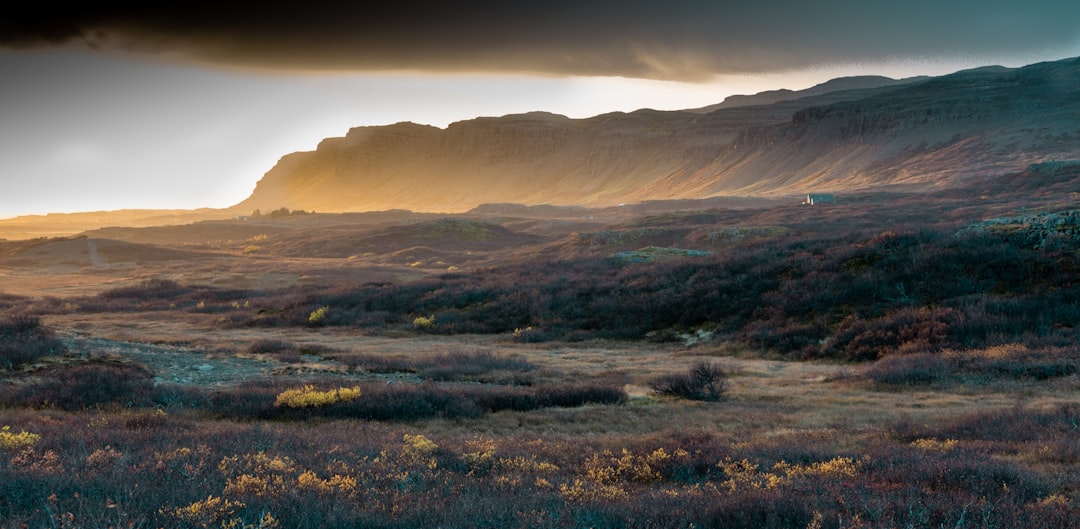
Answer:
235, 56, 1080, 214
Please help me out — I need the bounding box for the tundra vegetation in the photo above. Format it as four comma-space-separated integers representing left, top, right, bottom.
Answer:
0, 185, 1079, 528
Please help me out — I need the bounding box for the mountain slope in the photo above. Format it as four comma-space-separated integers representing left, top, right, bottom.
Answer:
683, 75, 928, 113
234, 56, 1080, 214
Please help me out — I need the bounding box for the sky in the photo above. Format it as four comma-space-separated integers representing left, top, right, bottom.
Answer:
2, 2, 1079, 218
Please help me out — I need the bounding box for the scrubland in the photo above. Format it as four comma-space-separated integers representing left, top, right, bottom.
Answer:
1, 186, 1079, 528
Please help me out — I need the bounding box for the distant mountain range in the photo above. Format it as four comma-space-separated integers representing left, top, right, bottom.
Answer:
234, 56, 1080, 214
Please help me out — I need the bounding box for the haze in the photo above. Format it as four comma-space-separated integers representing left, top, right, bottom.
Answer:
1, 3, 1078, 218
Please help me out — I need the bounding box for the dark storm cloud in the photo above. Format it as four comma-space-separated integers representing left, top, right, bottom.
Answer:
2, 1, 1078, 80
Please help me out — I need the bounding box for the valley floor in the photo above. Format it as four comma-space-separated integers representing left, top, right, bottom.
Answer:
2, 188, 1079, 527
0, 309, 1076, 528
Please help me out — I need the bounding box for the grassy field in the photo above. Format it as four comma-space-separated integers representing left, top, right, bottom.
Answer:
1, 192, 1079, 528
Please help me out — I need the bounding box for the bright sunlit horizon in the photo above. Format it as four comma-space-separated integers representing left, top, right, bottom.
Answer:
5, 0, 1080, 221
4, 47, 1066, 220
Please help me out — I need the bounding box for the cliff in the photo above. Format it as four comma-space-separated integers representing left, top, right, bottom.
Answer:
234, 56, 1080, 213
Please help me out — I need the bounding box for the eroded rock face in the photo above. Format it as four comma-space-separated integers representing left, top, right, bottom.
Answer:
235, 57, 1080, 214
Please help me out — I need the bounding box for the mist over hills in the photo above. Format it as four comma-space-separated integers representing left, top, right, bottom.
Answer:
234, 56, 1080, 215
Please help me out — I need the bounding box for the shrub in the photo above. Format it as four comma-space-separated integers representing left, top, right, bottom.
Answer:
0, 312, 64, 370
206, 379, 625, 421
330, 350, 537, 384
420, 351, 536, 382
865, 352, 950, 385
865, 345, 1079, 386
307, 306, 329, 326
98, 278, 188, 300
9, 362, 155, 410
246, 339, 296, 355
274, 385, 361, 408
649, 362, 728, 401
829, 307, 959, 361
704, 490, 815, 529
0, 425, 39, 450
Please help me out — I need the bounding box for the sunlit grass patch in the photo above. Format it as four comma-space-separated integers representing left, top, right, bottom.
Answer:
274, 385, 361, 409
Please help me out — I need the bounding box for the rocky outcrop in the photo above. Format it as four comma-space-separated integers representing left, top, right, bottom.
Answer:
959, 208, 1080, 249
234, 56, 1080, 213
957, 161, 1080, 247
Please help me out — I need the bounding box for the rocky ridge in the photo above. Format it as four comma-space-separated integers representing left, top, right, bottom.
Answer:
234, 57, 1080, 214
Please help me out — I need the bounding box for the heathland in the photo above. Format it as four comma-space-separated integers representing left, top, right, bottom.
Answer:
1, 57, 1079, 528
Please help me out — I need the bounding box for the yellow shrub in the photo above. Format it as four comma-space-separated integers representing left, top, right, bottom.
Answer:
399, 434, 439, 470
1039, 494, 1071, 507
581, 447, 684, 485
717, 455, 860, 494
0, 426, 39, 450
218, 452, 297, 483
308, 306, 330, 324
774, 456, 860, 479
161, 495, 246, 527
559, 478, 628, 502
297, 470, 358, 496
718, 457, 787, 492
498, 455, 560, 474
274, 385, 361, 408
224, 473, 286, 498
910, 438, 959, 452
462, 437, 497, 467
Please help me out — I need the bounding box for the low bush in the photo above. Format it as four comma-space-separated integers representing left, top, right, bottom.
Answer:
0, 312, 64, 370
4, 361, 154, 410
866, 344, 1079, 386
219, 219, 1079, 360
0, 403, 1075, 528
330, 350, 537, 383
98, 278, 190, 301
648, 362, 728, 402
207, 379, 626, 421
421, 351, 537, 382
274, 385, 361, 408
246, 338, 296, 355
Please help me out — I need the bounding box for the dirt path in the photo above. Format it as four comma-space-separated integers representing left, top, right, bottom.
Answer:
85, 238, 104, 267
60, 333, 278, 387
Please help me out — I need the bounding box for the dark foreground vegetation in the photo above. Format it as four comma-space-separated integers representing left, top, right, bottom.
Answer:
2, 260, 1078, 527
0, 313, 63, 370
0, 402, 1076, 528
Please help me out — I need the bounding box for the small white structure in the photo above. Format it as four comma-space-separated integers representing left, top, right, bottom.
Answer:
803, 194, 836, 205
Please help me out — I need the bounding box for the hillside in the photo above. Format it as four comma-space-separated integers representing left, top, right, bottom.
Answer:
0, 208, 233, 240
683, 75, 928, 113
234, 56, 1080, 214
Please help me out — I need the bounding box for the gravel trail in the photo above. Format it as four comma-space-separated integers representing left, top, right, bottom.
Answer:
60, 334, 276, 387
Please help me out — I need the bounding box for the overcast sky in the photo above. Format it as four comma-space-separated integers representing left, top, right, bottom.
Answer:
2, 2, 1079, 218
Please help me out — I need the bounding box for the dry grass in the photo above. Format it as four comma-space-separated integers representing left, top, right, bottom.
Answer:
36, 308, 1080, 440
2, 196, 1079, 526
